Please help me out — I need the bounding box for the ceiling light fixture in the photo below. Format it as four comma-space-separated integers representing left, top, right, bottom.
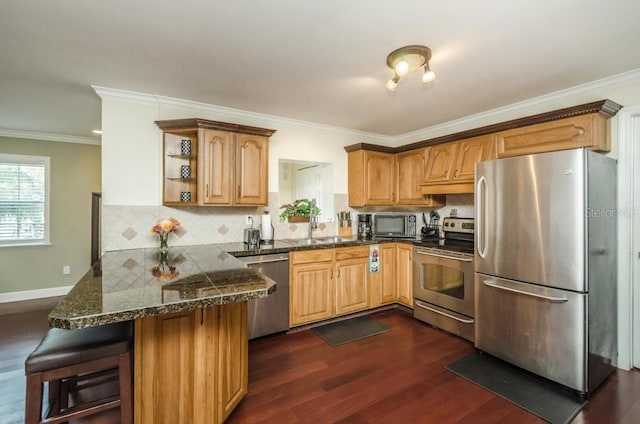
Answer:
386, 45, 435, 91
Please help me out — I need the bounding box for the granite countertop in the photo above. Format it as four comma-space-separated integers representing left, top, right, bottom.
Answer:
49, 245, 276, 329
49, 237, 416, 330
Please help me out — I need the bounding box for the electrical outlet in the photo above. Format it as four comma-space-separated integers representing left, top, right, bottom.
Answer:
63, 266, 71, 275
245, 215, 253, 226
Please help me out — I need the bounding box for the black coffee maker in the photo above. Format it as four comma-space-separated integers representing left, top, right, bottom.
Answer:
357, 214, 372, 239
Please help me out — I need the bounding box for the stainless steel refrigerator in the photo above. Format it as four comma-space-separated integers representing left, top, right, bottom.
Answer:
474, 148, 617, 395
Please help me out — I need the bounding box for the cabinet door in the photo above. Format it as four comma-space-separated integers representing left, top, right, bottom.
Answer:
496, 114, 607, 158
396, 244, 413, 308
217, 302, 248, 423
290, 261, 334, 326
380, 243, 397, 304
135, 309, 217, 424
364, 151, 395, 205
394, 149, 434, 206
451, 135, 496, 182
235, 134, 268, 205
423, 143, 457, 184
201, 129, 233, 204
335, 256, 369, 316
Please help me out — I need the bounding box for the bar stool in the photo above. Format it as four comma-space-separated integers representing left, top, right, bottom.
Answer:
24, 321, 133, 424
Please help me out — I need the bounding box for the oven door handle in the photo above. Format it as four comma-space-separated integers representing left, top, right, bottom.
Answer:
414, 250, 473, 262
482, 280, 569, 303
414, 300, 474, 324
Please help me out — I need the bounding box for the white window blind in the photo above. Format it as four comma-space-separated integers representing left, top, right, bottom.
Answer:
0, 154, 50, 245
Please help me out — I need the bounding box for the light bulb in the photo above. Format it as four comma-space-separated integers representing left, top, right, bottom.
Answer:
386, 78, 398, 91
395, 60, 409, 76
422, 66, 436, 83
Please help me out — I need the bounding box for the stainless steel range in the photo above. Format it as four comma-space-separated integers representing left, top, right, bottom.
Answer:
413, 217, 475, 341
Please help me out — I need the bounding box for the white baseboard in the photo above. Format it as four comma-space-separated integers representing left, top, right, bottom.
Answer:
0, 286, 73, 303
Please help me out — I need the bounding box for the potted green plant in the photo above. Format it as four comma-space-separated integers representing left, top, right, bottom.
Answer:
279, 198, 321, 223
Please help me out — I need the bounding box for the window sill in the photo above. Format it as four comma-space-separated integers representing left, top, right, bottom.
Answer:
0, 241, 52, 248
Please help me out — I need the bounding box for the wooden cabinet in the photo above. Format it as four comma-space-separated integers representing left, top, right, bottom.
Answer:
335, 246, 370, 316
421, 134, 495, 194
348, 150, 395, 206
496, 114, 610, 158
348, 149, 444, 207
369, 242, 397, 307
157, 118, 275, 206
396, 243, 413, 308
134, 302, 247, 424
395, 149, 445, 206
217, 302, 248, 423
289, 249, 335, 327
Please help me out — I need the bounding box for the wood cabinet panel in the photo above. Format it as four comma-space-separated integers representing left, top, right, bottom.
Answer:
496, 114, 608, 158
335, 256, 369, 315
380, 243, 398, 304
395, 149, 445, 206
451, 135, 495, 182
217, 302, 248, 422
291, 249, 334, 264
290, 261, 334, 326
423, 143, 458, 184
235, 134, 268, 205
201, 129, 233, 204
364, 151, 395, 205
396, 243, 413, 308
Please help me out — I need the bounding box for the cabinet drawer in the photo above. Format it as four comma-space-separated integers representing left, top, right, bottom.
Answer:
335, 246, 369, 261
290, 249, 334, 264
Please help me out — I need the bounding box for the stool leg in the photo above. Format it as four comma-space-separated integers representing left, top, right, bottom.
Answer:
25, 372, 43, 424
118, 352, 133, 423
48, 379, 61, 415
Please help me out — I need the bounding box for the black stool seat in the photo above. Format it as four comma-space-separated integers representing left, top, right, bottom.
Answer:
25, 322, 132, 373
24, 321, 133, 424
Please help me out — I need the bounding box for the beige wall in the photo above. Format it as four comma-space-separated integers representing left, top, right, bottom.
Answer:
0, 137, 101, 294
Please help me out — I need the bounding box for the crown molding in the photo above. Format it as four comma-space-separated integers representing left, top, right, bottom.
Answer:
395, 67, 640, 145
92, 86, 395, 145
0, 128, 100, 145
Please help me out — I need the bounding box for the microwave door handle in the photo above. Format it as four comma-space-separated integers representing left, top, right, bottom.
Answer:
476, 175, 487, 258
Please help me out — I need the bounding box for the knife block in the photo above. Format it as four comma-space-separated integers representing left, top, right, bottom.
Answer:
338, 225, 352, 237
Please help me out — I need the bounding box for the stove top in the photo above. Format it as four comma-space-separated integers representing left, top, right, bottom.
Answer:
415, 217, 474, 256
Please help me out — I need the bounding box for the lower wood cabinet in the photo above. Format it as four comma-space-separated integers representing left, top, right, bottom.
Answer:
134, 302, 247, 424
290, 246, 370, 326
289, 249, 335, 327
335, 246, 370, 316
396, 243, 413, 308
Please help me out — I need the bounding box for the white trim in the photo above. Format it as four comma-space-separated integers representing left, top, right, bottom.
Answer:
616, 105, 640, 370
0, 285, 73, 303
0, 128, 100, 145
92, 85, 396, 145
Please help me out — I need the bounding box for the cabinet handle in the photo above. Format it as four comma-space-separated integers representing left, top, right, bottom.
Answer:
337, 266, 340, 278
330, 269, 333, 279
200, 309, 204, 325
206, 183, 209, 198
454, 169, 459, 178
444, 170, 448, 178
237, 185, 241, 198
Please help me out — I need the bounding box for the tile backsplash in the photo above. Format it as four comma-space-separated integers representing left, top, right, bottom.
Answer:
101, 193, 474, 252
102, 193, 354, 252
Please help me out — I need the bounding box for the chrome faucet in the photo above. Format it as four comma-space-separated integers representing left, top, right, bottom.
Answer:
308, 198, 317, 240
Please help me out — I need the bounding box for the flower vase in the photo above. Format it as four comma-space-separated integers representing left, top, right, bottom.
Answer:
159, 233, 169, 253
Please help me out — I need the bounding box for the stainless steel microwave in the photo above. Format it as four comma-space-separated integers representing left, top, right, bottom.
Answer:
372, 214, 417, 238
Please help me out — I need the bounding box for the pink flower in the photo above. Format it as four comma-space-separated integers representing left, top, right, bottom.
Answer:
151, 218, 181, 234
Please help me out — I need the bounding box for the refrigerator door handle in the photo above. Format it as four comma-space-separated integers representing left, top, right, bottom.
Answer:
476, 175, 487, 258
482, 280, 569, 303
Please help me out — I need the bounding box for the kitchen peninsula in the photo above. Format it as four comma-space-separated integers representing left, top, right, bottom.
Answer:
48, 244, 276, 424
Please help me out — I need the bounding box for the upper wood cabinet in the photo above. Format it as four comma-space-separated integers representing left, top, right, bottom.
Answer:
421, 134, 495, 194
496, 114, 609, 158
348, 150, 395, 206
348, 149, 444, 207
157, 118, 275, 206
395, 149, 445, 206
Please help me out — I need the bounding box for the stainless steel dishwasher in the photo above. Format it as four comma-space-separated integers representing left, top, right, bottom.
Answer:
237, 253, 290, 339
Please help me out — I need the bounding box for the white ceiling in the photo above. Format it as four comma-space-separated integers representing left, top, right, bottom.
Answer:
2, 0, 640, 141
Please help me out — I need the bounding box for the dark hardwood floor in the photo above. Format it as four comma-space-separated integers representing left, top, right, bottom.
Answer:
2, 300, 640, 423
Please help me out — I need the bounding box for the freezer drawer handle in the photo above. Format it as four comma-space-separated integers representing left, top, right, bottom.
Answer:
415, 300, 474, 324
482, 280, 569, 303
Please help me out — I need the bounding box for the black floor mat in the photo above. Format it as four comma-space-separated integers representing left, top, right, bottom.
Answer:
313, 316, 390, 347
446, 352, 586, 424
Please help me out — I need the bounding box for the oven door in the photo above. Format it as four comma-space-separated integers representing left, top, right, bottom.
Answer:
412, 247, 474, 317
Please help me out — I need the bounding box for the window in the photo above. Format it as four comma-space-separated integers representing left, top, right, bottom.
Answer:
0, 154, 50, 246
